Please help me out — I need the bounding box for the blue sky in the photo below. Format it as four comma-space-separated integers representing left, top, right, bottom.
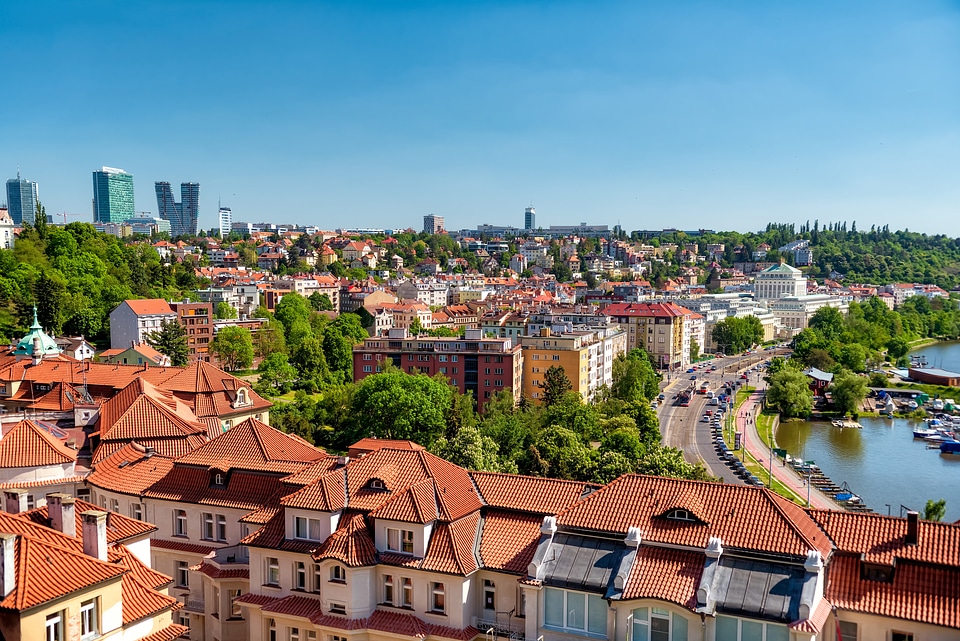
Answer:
2, 1, 959, 235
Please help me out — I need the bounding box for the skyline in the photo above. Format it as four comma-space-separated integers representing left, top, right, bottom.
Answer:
1, 1, 959, 235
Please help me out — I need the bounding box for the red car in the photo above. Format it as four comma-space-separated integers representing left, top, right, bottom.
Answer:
740, 374, 749, 380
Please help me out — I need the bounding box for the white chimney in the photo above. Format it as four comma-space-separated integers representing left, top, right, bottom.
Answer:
47, 493, 77, 537
0, 533, 15, 598
4, 489, 27, 514
81, 510, 108, 561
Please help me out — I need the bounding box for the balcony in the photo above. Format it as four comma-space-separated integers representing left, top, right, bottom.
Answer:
475, 616, 526, 641
183, 598, 205, 613
210, 544, 250, 565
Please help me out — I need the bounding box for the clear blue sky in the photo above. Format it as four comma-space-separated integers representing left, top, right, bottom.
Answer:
2, 1, 958, 235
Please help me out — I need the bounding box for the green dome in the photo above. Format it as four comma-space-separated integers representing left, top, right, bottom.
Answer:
13, 308, 62, 358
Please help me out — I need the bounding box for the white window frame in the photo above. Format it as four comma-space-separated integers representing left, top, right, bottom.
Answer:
544, 587, 607, 636
295, 516, 323, 541
230, 589, 243, 618
402, 577, 413, 607
174, 509, 188, 536
130, 503, 143, 520
176, 560, 189, 588
431, 582, 445, 613
216, 514, 227, 541
46, 611, 64, 641
266, 557, 280, 586
329, 563, 345, 583
80, 598, 98, 639
386, 527, 415, 554
295, 561, 307, 590
483, 579, 496, 611
202, 512, 215, 540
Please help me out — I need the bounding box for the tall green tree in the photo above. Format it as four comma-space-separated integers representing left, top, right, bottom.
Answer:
829, 370, 868, 416
215, 301, 238, 319
147, 319, 189, 366
210, 326, 254, 371
923, 498, 947, 522
542, 365, 573, 407
348, 371, 453, 448
766, 369, 813, 418
34, 270, 67, 334
309, 292, 334, 311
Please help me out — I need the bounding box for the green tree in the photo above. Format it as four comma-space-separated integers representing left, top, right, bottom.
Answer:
712, 316, 763, 354
690, 338, 700, 364
253, 320, 287, 359
274, 293, 312, 335
147, 319, 189, 367
409, 317, 425, 335
542, 365, 573, 407
829, 370, 868, 416
255, 352, 299, 395
34, 270, 67, 334
431, 426, 510, 473
809, 306, 845, 342
309, 292, 335, 311
610, 349, 660, 402
215, 301, 238, 319
923, 498, 947, 522
837, 343, 867, 373
526, 424, 595, 481
886, 336, 910, 361
210, 325, 254, 371
348, 371, 453, 448
766, 369, 813, 418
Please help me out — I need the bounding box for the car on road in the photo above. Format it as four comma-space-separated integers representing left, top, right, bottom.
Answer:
686, 368, 695, 373
740, 374, 749, 380
701, 415, 711, 422
690, 375, 697, 380
658, 393, 666, 401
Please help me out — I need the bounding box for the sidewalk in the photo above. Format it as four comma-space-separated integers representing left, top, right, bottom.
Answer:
736, 390, 841, 510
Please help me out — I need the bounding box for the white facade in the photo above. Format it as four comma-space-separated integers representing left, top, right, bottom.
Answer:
108, 301, 177, 350
754, 263, 807, 302
768, 294, 848, 331
218, 207, 232, 238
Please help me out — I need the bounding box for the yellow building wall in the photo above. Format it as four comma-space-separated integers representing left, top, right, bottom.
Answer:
18, 578, 124, 641
522, 346, 588, 403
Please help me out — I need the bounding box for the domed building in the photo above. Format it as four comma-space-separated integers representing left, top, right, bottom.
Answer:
12, 308, 62, 362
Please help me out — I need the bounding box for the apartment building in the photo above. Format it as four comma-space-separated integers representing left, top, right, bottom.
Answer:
352, 328, 522, 408
519, 325, 627, 403
602, 301, 699, 369
767, 295, 848, 332
109, 299, 214, 362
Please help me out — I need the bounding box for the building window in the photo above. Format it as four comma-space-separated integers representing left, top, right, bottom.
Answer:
46, 611, 64, 641
545, 588, 606, 636
130, 503, 143, 520
363, 354, 372, 360
230, 589, 243, 618
402, 577, 413, 607
266, 557, 280, 586
294, 516, 323, 540
329, 603, 346, 614
268, 619, 277, 641
214, 473, 225, 486
80, 599, 98, 639
553, 355, 560, 360
295, 562, 307, 590
483, 579, 495, 611
174, 509, 187, 536
289, 627, 300, 641
216, 514, 227, 541
176, 560, 189, 587
237, 388, 248, 405
837, 621, 857, 641
383, 574, 394, 604
518, 588, 526, 617
363, 365, 372, 373
329, 564, 345, 583
892, 634, 914, 641
714, 615, 785, 641
202, 513, 215, 540
431, 582, 445, 613
387, 528, 414, 554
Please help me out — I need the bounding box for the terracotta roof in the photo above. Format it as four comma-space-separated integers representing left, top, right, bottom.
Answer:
621, 545, 702, 608
807, 509, 960, 566
175, 417, 330, 473
145, 467, 289, 512
312, 511, 378, 567
419, 511, 481, 575
477, 510, 542, 574
150, 538, 218, 556
280, 458, 344, 487
0, 419, 77, 467
826, 554, 960, 628
347, 438, 426, 457
117, 548, 181, 624
0, 534, 126, 611
557, 475, 832, 559
602, 301, 694, 318
470, 471, 597, 515
262, 593, 323, 619
26, 382, 82, 412
191, 561, 250, 580
368, 479, 440, 524
86, 442, 176, 497
24, 499, 157, 543
0, 475, 85, 489
137, 624, 190, 641
122, 299, 175, 316
789, 598, 833, 633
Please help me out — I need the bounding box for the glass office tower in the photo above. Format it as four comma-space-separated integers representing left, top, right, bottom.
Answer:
92, 167, 135, 223
155, 181, 200, 238
6, 172, 40, 225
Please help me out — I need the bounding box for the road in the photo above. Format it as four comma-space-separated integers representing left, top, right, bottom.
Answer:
657, 348, 843, 508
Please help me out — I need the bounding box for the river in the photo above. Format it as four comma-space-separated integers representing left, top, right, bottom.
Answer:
773, 340, 960, 521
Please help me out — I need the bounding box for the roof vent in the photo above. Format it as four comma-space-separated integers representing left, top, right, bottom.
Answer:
906, 511, 920, 545
144, 447, 155, 459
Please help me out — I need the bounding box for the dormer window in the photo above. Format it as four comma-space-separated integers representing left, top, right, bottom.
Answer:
667, 509, 695, 522
236, 388, 248, 405
368, 478, 386, 491
214, 473, 225, 486
387, 527, 414, 554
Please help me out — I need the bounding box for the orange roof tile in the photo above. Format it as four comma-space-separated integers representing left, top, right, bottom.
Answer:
24, 499, 156, 544
478, 509, 542, 574
420, 511, 481, 575
368, 479, 440, 524
175, 417, 330, 473
0, 534, 126, 612
621, 546, 702, 608
347, 438, 425, 457
0, 419, 77, 467
123, 299, 175, 316
86, 442, 176, 497
557, 475, 832, 559
137, 624, 190, 641
470, 472, 597, 515
312, 511, 377, 567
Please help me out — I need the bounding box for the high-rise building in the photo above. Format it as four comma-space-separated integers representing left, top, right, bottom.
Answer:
524, 206, 536, 230
92, 167, 135, 223
5, 171, 39, 225
423, 214, 444, 234
218, 206, 232, 238
155, 181, 200, 238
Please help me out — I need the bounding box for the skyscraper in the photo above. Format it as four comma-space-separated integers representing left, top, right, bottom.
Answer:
92, 167, 135, 223
6, 171, 40, 225
524, 206, 536, 231
218, 207, 232, 238
155, 181, 200, 238
423, 214, 444, 234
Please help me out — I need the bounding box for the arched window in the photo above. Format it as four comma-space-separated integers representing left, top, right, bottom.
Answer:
237, 388, 248, 405
214, 473, 224, 486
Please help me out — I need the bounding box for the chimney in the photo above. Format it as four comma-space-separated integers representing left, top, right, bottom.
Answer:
144, 446, 155, 459
0, 533, 15, 598
906, 511, 920, 545
47, 493, 77, 537
81, 510, 108, 561
4, 489, 27, 514
32, 337, 42, 365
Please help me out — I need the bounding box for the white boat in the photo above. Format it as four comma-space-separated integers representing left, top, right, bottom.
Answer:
907, 400, 919, 410
914, 428, 939, 438
933, 399, 945, 411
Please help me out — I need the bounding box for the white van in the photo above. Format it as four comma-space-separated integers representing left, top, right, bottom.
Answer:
706, 390, 715, 399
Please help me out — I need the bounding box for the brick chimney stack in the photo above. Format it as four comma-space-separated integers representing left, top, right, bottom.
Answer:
81, 510, 108, 561
47, 493, 77, 537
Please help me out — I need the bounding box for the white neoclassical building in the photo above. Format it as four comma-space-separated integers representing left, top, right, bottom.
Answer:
754, 262, 807, 303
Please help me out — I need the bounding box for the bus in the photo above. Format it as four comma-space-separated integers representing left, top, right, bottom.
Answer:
699, 381, 710, 395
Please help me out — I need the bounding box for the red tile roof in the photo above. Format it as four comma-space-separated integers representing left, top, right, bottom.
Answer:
150, 538, 218, 556
470, 472, 597, 515
312, 511, 378, 567
789, 598, 832, 634
190, 561, 250, 580
348, 438, 426, 458
24, 499, 156, 544
137, 624, 190, 641
86, 442, 176, 497
419, 511, 481, 575
122, 299, 175, 316
0, 534, 126, 611
117, 548, 181, 624
368, 479, 440, 524
622, 546, 702, 609
557, 475, 832, 559
0, 419, 77, 467
145, 467, 288, 512
602, 301, 694, 318
175, 417, 330, 473
478, 510, 542, 574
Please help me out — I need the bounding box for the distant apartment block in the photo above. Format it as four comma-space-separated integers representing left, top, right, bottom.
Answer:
92, 167, 135, 223
155, 181, 200, 237
353, 328, 522, 408
602, 301, 701, 369
109, 298, 213, 362
5, 171, 39, 225
524, 206, 536, 230
218, 206, 232, 238
126, 215, 171, 236
520, 325, 626, 403
423, 213, 444, 234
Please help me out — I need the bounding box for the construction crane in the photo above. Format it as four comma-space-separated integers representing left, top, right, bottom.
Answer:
58, 212, 85, 225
